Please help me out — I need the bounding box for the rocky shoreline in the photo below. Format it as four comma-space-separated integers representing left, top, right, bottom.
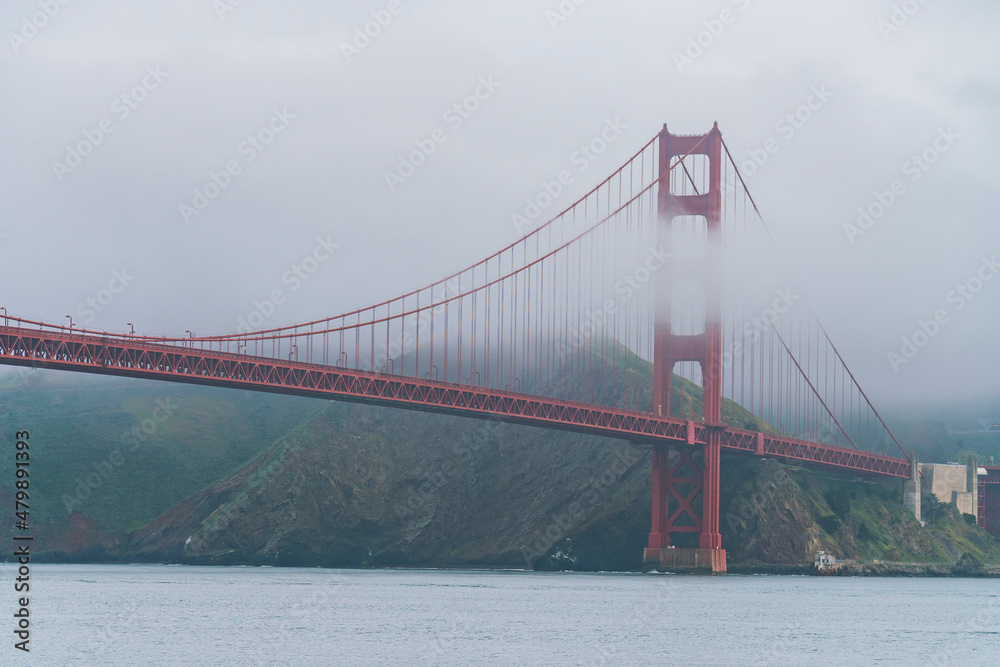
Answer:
729, 559, 1000, 578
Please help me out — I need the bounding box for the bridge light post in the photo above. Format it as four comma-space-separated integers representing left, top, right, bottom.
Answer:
127, 322, 135, 337
186, 330, 193, 348
1, 307, 6, 326
65, 315, 73, 330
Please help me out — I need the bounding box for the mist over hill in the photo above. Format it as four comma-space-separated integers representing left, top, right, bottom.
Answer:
0, 366, 996, 570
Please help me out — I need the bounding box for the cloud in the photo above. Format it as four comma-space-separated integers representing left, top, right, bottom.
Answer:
1, 0, 997, 407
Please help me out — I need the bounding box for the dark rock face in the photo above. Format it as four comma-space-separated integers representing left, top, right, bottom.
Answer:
128, 401, 1000, 571
37, 513, 126, 562
951, 552, 986, 576
720, 458, 830, 564
7, 374, 997, 570
129, 402, 653, 569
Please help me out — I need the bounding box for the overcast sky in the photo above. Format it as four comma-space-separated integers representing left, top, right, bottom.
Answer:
1, 0, 998, 410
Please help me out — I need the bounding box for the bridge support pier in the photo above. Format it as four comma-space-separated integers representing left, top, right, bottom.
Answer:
643, 123, 727, 574
903, 451, 921, 523
642, 440, 726, 574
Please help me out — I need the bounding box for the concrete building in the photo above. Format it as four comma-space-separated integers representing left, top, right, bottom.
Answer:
919, 459, 978, 518
814, 551, 837, 571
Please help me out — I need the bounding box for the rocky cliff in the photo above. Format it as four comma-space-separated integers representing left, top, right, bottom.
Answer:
3, 371, 997, 570
128, 400, 1000, 570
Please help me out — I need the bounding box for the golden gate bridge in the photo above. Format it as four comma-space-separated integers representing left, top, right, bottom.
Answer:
2, 124, 996, 570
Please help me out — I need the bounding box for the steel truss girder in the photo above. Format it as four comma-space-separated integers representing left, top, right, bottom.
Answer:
0, 327, 911, 479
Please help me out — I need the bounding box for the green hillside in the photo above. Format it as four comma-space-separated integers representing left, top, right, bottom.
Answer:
1, 360, 996, 571
0, 369, 321, 535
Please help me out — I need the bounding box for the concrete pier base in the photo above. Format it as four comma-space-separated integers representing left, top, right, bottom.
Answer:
643, 547, 727, 573
903, 451, 921, 523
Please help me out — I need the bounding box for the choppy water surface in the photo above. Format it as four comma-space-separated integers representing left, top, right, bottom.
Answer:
5, 564, 998, 665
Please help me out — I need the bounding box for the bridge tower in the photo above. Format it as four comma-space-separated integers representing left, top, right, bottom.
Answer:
643, 123, 727, 573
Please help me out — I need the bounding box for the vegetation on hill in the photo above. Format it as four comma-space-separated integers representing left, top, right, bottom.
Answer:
0, 369, 321, 556
1, 363, 996, 571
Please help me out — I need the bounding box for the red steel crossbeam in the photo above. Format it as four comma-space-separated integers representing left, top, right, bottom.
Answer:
664, 446, 704, 534
0, 325, 912, 479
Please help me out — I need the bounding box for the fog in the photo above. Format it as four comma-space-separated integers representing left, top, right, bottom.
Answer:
1, 0, 997, 410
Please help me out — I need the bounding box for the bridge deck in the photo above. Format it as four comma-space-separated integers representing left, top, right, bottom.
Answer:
0, 326, 912, 479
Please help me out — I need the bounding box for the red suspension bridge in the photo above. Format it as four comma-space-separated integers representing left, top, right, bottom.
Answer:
2, 124, 996, 571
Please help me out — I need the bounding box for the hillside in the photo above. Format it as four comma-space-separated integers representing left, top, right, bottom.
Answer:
1, 367, 997, 570
127, 399, 1000, 570
0, 369, 321, 557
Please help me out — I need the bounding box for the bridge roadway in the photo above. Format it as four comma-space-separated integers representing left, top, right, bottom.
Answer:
0, 325, 912, 479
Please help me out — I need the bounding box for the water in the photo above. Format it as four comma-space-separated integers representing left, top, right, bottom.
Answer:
4, 564, 998, 665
